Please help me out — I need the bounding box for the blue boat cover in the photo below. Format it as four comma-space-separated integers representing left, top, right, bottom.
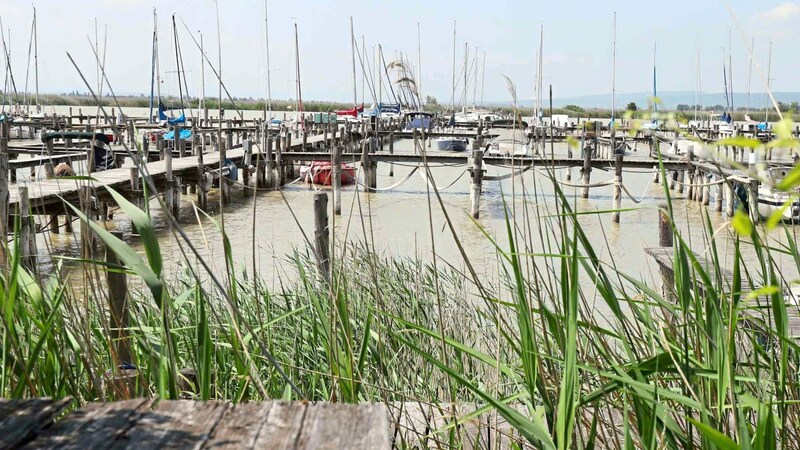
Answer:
163, 128, 193, 140
168, 114, 186, 125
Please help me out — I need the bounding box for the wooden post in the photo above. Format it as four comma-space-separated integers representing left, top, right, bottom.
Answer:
702, 172, 710, 206
264, 132, 275, 188
685, 147, 695, 199
18, 186, 37, 273
612, 154, 623, 223
0, 123, 9, 265
581, 142, 592, 199
242, 138, 252, 194
313, 192, 330, 281
332, 145, 343, 215
388, 134, 394, 177
749, 178, 760, 224
80, 186, 95, 260
107, 230, 133, 368
175, 124, 185, 158
470, 149, 484, 219
652, 166, 659, 184
724, 181, 734, 217
219, 129, 230, 204
716, 177, 724, 212
165, 140, 175, 215
360, 133, 375, 191
196, 149, 208, 211
276, 131, 285, 186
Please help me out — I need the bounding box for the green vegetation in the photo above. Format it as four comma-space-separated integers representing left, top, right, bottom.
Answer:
1, 111, 799, 447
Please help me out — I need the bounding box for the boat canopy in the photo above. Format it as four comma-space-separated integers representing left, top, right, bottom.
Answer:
163, 128, 193, 141
335, 105, 364, 117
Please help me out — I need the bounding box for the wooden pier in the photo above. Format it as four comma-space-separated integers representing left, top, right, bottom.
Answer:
0, 398, 389, 449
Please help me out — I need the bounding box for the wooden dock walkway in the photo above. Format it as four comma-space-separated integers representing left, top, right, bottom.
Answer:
0, 398, 390, 449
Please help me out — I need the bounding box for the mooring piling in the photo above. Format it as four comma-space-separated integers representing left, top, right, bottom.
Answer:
470, 149, 484, 219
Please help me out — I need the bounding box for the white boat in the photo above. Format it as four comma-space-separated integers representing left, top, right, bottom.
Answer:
486, 129, 529, 157
757, 167, 800, 223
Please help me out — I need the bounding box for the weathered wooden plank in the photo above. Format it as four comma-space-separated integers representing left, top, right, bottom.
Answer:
295, 402, 390, 450
201, 402, 271, 450
27, 398, 152, 449
111, 400, 228, 450
0, 398, 72, 448
251, 401, 307, 449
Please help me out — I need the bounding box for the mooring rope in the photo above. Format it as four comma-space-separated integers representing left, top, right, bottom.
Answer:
483, 165, 533, 181
620, 181, 650, 204
417, 168, 468, 191
343, 165, 420, 192
670, 176, 727, 188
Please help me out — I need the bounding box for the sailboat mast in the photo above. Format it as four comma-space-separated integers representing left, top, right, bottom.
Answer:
611, 12, 616, 122
264, 0, 272, 119
172, 15, 185, 114
417, 22, 422, 105
728, 31, 733, 114
652, 42, 657, 114
463, 42, 468, 112
694, 37, 700, 122
472, 47, 478, 108
23, 10, 34, 113
199, 32, 205, 112
295, 22, 303, 128
350, 17, 357, 106
765, 40, 772, 123
378, 44, 383, 105
361, 35, 366, 106
450, 20, 456, 113
480, 50, 486, 107
538, 25, 543, 120
33, 6, 39, 112
745, 37, 753, 116
149, 9, 157, 123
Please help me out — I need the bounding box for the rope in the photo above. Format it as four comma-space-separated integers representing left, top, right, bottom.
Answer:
342, 165, 421, 192
671, 176, 727, 188
417, 168, 468, 191
483, 165, 533, 181
620, 182, 649, 204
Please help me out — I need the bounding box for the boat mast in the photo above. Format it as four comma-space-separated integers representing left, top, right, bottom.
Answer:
172, 14, 185, 115
537, 25, 543, 121
33, 6, 39, 112
417, 22, 422, 106
765, 40, 772, 123
450, 20, 456, 114
199, 31, 205, 112
694, 37, 700, 122
652, 42, 657, 115
611, 12, 616, 124
472, 47, 478, 108
378, 44, 383, 105
350, 17, 357, 106
480, 50, 486, 107
361, 35, 366, 106
294, 22, 303, 129
728, 30, 733, 115
149, 9, 157, 123
745, 37, 753, 117
264, 0, 272, 119
23, 9, 34, 113
463, 42, 468, 113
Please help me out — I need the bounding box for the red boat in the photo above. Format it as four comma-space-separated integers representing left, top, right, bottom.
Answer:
334, 104, 364, 118
300, 161, 357, 186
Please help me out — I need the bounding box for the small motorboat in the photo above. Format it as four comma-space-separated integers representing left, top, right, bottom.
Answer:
757, 167, 800, 223
300, 161, 357, 186
435, 137, 468, 152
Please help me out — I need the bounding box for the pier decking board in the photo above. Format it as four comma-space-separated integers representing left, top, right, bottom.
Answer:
0, 399, 390, 449
646, 247, 800, 338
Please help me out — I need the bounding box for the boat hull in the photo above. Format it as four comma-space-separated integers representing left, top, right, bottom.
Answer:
757, 187, 800, 223
435, 138, 468, 152
301, 161, 357, 186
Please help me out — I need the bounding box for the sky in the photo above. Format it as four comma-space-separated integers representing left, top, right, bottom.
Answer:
0, 0, 798, 105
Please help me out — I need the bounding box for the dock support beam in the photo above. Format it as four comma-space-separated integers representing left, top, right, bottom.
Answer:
470, 149, 484, 219
18, 186, 37, 274
313, 192, 330, 281
749, 179, 760, 224
658, 205, 675, 303
80, 186, 96, 260
332, 145, 343, 215
612, 154, 623, 223
581, 144, 592, 199
388, 134, 394, 177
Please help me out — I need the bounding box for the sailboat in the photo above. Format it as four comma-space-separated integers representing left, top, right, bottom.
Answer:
756, 166, 800, 223
435, 23, 469, 152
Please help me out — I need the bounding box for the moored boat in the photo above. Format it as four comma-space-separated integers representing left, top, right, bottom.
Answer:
300, 161, 357, 186
434, 137, 468, 152
757, 167, 800, 223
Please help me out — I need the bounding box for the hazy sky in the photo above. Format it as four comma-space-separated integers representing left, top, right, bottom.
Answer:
0, 0, 798, 104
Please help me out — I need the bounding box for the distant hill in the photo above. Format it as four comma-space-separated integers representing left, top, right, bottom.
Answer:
506, 91, 800, 110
